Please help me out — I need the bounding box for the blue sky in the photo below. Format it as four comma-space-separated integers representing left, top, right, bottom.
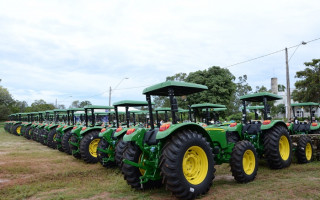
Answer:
0, 0, 319, 108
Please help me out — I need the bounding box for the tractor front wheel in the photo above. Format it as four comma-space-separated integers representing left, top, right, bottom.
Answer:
47, 129, 57, 149
160, 130, 215, 200
70, 135, 81, 159
62, 130, 73, 154
79, 131, 100, 163
264, 125, 292, 169
296, 136, 313, 164
122, 142, 162, 189
115, 138, 128, 168
24, 126, 32, 140
97, 139, 116, 167
230, 140, 258, 183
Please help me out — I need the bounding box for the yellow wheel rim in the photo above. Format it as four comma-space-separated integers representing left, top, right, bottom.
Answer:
28, 129, 32, 136
305, 143, 312, 161
89, 139, 100, 157
279, 135, 290, 161
138, 154, 146, 175
242, 150, 255, 175
17, 126, 22, 135
182, 146, 208, 185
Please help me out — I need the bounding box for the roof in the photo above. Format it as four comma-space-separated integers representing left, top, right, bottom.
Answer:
247, 106, 264, 110
155, 107, 171, 111
178, 109, 190, 113
113, 100, 152, 107
240, 92, 282, 102
53, 109, 68, 112
291, 102, 319, 107
84, 105, 114, 109
68, 108, 85, 111
191, 103, 226, 109
142, 81, 208, 96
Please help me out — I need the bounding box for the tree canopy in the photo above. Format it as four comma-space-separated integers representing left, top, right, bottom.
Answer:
292, 59, 320, 103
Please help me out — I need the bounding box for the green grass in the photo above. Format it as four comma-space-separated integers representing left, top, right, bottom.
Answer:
1, 128, 320, 200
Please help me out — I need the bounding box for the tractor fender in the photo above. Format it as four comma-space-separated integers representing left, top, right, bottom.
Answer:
62, 126, 73, 132
48, 124, 59, 131
113, 128, 128, 138
123, 128, 147, 143
71, 126, 83, 137
99, 128, 115, 139
310, 123, 320, 131
261, 120, 287, 130
155, 122, 210, 142
80, 127, 103, 136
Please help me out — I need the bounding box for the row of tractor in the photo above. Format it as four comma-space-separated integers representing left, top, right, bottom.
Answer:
3, 80, 320, 200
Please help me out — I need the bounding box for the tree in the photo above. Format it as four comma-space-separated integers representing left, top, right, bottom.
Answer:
79, 100, 92, 107
278, 84, 286, 92
27, 99, 55, 112
185, 66, 236, 106
0, 86, 15, 120
10, 100, 28, 113
70, 100, 80, 108
292, 59, 320, 103
228, 75, 252, 113
57, 104, 66, 109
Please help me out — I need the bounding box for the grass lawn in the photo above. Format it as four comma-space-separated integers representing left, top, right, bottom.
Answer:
1, 125, 320, 200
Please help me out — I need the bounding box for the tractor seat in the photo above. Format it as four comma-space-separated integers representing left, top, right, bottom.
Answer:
144, 129, 159, 145
242, 123, 261, 135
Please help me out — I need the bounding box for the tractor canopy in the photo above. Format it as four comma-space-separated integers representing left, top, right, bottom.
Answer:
191, 103, 226, 109
84, 105, 114, 109
68, 108, 85, 111
291, 102, 319, 107
113, 100, 152, 107
240, 92, 282, 102
247, 106, 264, 110
142, 81, 208, 96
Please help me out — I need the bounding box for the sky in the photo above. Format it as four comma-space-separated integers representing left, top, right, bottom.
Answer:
0, 0, 319, 108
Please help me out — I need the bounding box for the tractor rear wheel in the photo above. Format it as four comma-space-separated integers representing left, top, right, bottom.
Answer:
160, 130, 215, 200
264, 125, 292, 169
47, 129, 57, 149
122, 142, 162, 189
230, 140, 258, 183
12, 124, 22, 136
296, 136, 313, 164
62, 130, 73, 154
24, 126, 32, 140
97, 139, 116, 167
115, 137, 128, 168
79, 131, 100, 163
70, 135, 81, 159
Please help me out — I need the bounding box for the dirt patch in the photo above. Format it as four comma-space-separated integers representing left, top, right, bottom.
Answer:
215, 175, 234, 182
0, 179, 9, 183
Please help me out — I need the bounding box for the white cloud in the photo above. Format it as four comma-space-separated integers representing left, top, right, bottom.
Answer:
0, 0, 319, 107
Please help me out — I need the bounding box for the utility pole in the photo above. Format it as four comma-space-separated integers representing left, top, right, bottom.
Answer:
285, 48, 291, 120
55, 98, 58, 108
109, 86, 112, 106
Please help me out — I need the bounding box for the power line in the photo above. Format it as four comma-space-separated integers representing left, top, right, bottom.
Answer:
224, 37, 320, 68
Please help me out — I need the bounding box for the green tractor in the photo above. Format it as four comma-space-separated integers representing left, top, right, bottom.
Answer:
56, 108, 85, 153
69, 105, 113, 162
31, 111, 45, 142
10, 113, 24, 136
122, 81, 218, 199
238, 92, 292, 169
21, 112, 34, 139
191, 103, 226, 126
287, 102, 320, 163
38, 110, 55, 145
45, 109, 68, 149
97, 100, 150, 168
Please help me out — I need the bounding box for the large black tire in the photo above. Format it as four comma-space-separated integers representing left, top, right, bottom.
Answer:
24, 126, 32, 140
97, 139, 116, 167
55, 133, 64, 152
230, 140, 258, 183
115, 137, 128, 168
79, 131, 100, 163
21, 126, 26, 136
70, 135, 81, 159
39, 129, 48, 145
296, 136, 313, 164
62, 130, 73, 155
122, 142, 162, 190
160, 130, 215, 200
47, 128, 57, 149
32, 128, 38, 141
264, 125, 292, 169
12, 124, 22, 136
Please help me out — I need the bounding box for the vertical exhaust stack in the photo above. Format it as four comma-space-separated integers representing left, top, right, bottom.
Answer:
271, 77, 278, 94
